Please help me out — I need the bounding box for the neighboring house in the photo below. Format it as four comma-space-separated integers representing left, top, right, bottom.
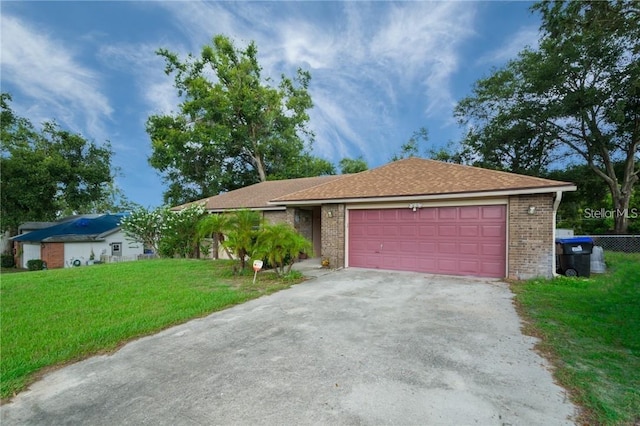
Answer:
177, 158, 576, 279
11, 214, 143, 269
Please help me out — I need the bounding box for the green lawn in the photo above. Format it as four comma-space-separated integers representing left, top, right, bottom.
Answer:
0, 259, 301, 400
512, 252, 640, 425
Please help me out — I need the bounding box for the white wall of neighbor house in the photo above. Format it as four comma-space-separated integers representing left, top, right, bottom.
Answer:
65, 232, 144, 267
20, 243, 41, 268
64, 242, 107, 267
104, 231, 143, 256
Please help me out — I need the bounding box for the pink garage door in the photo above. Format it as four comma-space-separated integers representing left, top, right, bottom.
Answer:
348, 205, 506, 278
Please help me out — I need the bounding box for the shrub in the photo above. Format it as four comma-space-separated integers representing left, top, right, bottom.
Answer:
26, 259, 46, 271
253, 223, 312, 277
1, 252, 15, 268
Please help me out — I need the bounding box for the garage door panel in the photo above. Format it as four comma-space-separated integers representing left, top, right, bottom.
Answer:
416, 257, 438, 270
350, 239, 369, 251
381, 210, 399, 220
366, 240, 383, 251
383, 241, 400, 252
460, 259, 481, 273
460, 207, 480, 220
382, 255, 415, 270
481, 261, 504, 276
438, 208, 457, 220
365, 224, 384, 236
459, 242, 479, 255
417, 241, 437, 253
365, 210, 382, 221
398, 210, 417, 220
437, 258, 458, 273
418, 209, 437, 220
482, 225, 505, 238
350, 224, 368, 237
400, 241, 417, 253
459, 225, 479, 237
418, 225, 436, 237
349, 205, 506, 278
396, 225, 416, 237
482, 243, 503, 256
438, 225, 458, 237
482, 206, 506, 219
437, 242, 458, 254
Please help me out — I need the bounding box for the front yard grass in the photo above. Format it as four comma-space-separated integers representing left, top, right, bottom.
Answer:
512, 252, 640, 425
0, 258, 302, 400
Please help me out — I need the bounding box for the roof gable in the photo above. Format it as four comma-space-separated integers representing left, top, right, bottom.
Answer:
272, 158, 575, 203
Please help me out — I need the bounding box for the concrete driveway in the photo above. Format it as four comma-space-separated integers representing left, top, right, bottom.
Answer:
1, 268, 577, 425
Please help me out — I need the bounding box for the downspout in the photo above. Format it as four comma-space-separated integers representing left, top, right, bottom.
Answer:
552, 191, 563, 277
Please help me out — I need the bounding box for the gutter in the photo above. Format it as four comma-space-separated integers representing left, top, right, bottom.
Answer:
552, 191, 563, 277
270, 185, 577, 207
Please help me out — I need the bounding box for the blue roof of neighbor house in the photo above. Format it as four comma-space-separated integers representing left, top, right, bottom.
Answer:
12, 214, 128, 243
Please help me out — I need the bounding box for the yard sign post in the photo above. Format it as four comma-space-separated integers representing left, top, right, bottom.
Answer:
252, 260, 263, 284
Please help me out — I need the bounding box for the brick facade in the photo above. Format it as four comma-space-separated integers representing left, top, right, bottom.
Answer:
263, 210, 287, 225
508, 193, 555, 279
41, 242, 65, 269
321, 204, 345, 269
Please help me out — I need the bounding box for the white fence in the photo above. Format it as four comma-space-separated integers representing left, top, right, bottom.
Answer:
100, 253, 158, 264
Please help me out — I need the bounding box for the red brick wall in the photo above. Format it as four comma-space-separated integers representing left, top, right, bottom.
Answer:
508, 194, 555, 279
41, 242, 65, 269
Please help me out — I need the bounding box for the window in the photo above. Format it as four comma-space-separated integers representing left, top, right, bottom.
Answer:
111, 243, 122, 256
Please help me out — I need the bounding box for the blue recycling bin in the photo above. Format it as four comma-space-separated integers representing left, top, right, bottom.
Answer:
555, 237, 594, 277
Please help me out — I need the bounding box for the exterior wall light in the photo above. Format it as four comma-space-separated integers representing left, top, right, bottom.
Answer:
528, 206, 536, 215
409, 203, 423, 212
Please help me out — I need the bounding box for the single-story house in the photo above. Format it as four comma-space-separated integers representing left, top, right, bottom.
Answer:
178, 158, 576, 279
11, 214, 143, 269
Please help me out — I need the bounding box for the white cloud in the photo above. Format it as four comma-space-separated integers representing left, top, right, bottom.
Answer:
0, 14, 112, 140
99, 43, 180, 118
371, 2, 475, 116
477, 25, 540, 65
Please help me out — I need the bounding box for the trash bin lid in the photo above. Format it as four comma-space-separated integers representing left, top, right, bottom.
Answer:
555, 237, 594, 244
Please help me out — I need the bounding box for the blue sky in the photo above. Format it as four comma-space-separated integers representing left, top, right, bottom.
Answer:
1, 1, 541, 208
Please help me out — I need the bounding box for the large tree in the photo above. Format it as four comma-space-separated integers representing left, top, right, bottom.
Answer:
1, 94, 116, 234
455, 1, 640, 233
148, 35, 331, 205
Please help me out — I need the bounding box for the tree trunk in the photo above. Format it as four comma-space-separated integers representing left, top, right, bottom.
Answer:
212, 235, 219, 260
253, 154, 267, 182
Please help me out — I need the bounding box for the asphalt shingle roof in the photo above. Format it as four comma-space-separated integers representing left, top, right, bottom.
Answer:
173, 175, 345, 211
272, 158, 574, 203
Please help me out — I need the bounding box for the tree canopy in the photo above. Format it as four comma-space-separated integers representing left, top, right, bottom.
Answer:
455, 0, 640, 233
390, 128, 429, 161
1, 93, 119, 234
339, 156, 368, 174
148, 35, 333, 206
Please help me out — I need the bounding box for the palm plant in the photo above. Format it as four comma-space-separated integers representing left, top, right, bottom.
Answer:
253, 223, 312, 277
223, 210, 262, 270
197, 213, 232, 259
